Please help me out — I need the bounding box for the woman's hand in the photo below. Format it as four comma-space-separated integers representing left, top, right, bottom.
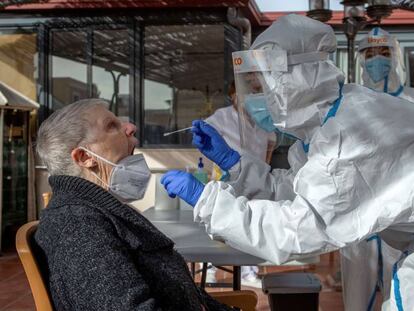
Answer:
161, 170, 205, 207
191, 120, 240, 170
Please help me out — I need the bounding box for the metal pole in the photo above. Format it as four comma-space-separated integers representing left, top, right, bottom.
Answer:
347, 36, 355, 83
233, 266, 241, 290
344, 15, 366, 84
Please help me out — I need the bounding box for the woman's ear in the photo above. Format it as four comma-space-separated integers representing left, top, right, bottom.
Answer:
71, 148, 97, 168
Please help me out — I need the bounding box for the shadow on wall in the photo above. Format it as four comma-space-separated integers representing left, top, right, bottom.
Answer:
128, 148, 213, 212
135, 148, 213, 173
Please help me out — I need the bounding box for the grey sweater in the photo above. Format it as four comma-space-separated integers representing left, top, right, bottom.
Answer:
35, 175, 232, 311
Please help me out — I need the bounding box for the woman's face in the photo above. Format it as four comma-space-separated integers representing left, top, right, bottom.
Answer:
245, 72, 263, 94
86, 105, 137, 164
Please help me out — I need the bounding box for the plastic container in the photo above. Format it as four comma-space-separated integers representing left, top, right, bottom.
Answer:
262, 272, 321, 311
193, 157, 208, 184
154, 173, 179, 210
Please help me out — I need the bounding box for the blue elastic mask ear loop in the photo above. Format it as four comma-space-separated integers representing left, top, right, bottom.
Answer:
389, 85, 404, 97
384, 75, 388, 93
302, 142, 310, 153
380, 74, 403, 97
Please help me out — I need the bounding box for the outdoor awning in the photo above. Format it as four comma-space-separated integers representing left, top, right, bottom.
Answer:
0, 81, 39, 111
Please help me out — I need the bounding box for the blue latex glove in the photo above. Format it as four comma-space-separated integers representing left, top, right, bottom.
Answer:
161, 170, 205, 207
192, 120, 240, 171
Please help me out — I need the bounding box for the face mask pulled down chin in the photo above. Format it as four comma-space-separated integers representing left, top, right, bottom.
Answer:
80, 147, 151, 202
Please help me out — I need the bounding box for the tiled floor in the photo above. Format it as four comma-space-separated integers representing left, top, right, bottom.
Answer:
0, 251, 34, 311
202, 253, 346, 311
0, 249, 347, 310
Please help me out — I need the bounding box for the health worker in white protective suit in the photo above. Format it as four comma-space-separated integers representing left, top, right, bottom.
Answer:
205, 81, 276, 287
161, 14, 414, 311
359, 27, 414, 101
340, 27, 414, 311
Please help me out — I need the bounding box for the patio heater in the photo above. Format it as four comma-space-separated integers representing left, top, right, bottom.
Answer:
0, 82, 39, 253
342, 0, 367, 83
366, 0, 393, 21
307, 0, 333, 22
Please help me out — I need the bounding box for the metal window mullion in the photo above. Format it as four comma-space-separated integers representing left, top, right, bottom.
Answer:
128, 19, 136, 126
38, 24, 50, 122
87, 29, 94, 98
134, 20, 144, 147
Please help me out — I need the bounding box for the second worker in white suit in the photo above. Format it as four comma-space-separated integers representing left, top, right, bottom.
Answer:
206, 81, 276, 287
161, 15, 414, 311
341, 27, 414, 311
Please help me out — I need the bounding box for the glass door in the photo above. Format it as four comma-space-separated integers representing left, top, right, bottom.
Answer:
1, 109, 28, 251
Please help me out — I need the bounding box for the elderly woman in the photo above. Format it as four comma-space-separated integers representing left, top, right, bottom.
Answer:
35, 99, 231, 311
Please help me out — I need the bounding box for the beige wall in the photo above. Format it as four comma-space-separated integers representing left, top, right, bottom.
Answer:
129, 148, 213, 212
0, 34, 37, 100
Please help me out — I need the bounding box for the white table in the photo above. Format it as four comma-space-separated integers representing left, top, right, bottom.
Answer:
142, 208, 267, 289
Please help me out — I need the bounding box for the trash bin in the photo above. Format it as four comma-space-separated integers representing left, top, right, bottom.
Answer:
262, 272, 322, 311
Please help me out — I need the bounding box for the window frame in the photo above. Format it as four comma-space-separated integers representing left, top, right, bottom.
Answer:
0, 10, 241, 147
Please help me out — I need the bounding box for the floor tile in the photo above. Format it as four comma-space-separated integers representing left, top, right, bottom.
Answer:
0, 250, 349, 310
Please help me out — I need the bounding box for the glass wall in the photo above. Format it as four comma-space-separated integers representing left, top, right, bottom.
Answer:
405, 47, 414, 88
50, 27, 130, 117
92, 29, 130, 120
51, 30, 88, 110
0, 30, 36, 249
0, 15, 237, 147
1, 110, 29, 249
335, 47, 362, 84
144, 25, 225, 146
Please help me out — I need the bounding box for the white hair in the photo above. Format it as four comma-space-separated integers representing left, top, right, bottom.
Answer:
36, 99, 108, 176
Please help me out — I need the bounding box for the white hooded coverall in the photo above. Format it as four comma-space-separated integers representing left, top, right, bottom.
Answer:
194, 15, 414, 311
206, 105, 275, 282
341, 27, 414, 311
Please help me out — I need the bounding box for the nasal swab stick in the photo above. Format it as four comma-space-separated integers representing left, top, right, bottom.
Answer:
163, 126, 193, 137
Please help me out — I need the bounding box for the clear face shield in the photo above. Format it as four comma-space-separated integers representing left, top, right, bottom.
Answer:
232, 49, 292, 159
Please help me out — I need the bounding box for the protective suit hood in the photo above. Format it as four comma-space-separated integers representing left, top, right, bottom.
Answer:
357, 27, 406, 94
250, 14, 345, 143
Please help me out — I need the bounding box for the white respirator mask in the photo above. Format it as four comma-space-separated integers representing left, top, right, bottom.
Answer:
79, 147, 151, 202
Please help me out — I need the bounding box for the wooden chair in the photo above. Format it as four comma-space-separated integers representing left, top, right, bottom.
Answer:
210, 291, 258, 311
16, 221, 53, 311
16, 221, 257, 311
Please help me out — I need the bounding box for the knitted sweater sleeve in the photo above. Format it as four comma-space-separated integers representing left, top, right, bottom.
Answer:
51, 214, 162, 311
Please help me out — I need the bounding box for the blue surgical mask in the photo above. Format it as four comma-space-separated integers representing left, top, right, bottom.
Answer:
365, 55, 391, 83
244, 94, 276, 133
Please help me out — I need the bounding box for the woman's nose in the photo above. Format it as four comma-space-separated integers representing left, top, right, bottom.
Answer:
124, 122, 137, 137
